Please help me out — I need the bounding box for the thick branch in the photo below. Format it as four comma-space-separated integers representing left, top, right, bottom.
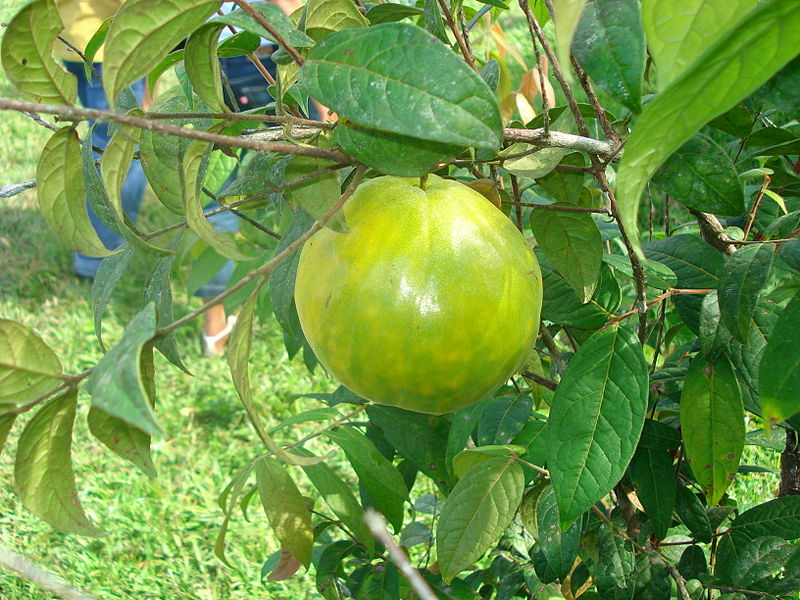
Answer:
504, 127, 620, 161
692, 210, 737, 255
0, 544, 98, 600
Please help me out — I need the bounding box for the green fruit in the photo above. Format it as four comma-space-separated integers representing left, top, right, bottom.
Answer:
294, 175, 543, 414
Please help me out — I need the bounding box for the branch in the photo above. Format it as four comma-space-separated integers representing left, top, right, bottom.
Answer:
0, 98, 349, 163
0, 179, 36, 198
504, 127, 620, 161
436, 0, 477, 72
233, 0, 305, 67
609, 289, 713, 324
0, 544, 99, 600
504, 200, 609, 215
520, 370, 558, 391
143, 111, 332, 129
692, 210, 737, 255
364, 510, 439, 600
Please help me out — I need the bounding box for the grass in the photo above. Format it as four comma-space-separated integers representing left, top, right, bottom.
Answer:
0, 1, 787, 598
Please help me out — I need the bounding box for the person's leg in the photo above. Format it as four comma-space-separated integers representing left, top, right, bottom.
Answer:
65, 61, 146, 278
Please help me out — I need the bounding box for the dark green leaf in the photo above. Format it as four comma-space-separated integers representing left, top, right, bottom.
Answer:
716, 536, 800, 595
779, 239, 800, 271
422, 0, 449, 43
718, 244, 774, 343
536, 153, 585, 203
618, 0, 800, 253
445, 401, 486, 478
143, 250, 189, 373
680, 355, 744, 505
675, 486, 712, 543
630, 448, 676, 539
91, 247, 133, 352
476, 393, 532, 446
37, 127, 110, 257
602, 254, 678, 290
512, 420, 547, 481
0, 413, 15, 456
255, 456, 313, 567
638, 418, 680, 451
87, 303, 160, 436
547, 324, 649, 528
366, 3, 425, 25
760, 290, 800, 425
436, 456, 524, 582
0, 319, 62, 406
699, 291, 732, 362
652, 135, 745, 215
532, 485, 581, 583
301, 23, 502, 150
15, 390, 103, 536
81, 123, 120, 233
538, 252, 610, 329
316, 541, 358, 600
727, 495, 800, 540
0, 0, 77, 104
531, 207, 603, 302
102, 0, 220, 104
757, 55, 800, 116
572, 0, 645, 112
325, 426, 409, 532
677, 545, 707, 580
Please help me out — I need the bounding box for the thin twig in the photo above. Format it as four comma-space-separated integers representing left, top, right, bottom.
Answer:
20, 111, 60, 132
0, 98, 349, 162
609, 289, 713, 324
520, 370, 557, 391
436, 0, 477, 71
504, 200, 609, 214
0, 179, 36, 198
143, 111, 332, 129
570, 57, 617, 142
233, 0, 305, 67
0, 544, 99, 600
702, 584, 773, 598
364, 510, 439, 600
743, 174, 770, 239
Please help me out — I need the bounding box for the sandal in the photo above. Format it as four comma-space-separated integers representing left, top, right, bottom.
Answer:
201, 314, 238, 357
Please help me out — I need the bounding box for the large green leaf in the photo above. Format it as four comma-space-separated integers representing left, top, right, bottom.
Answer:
102, 0, 219, 104
301, 460, 375, 554
184, 24, 226, 113
15, 390, 103, 536
255, 456, 313, 567
36, 128, 110, 258
325, 426, 409, 532
699, 291, 732, 362
539, 254, 617, 329
475, 393, 532, 446
546, 324, 649, 528
87, 406, 156, 478
718, 243, 774, 343
532, 485, 582, 583
0, 0, 76, 104
618, 0, 800, 254
572, 0, 645, 113
680, 355, 744, 504
629, 448, 675, 539
436, 456, 524, 582
304, 0, 368, 41
300, 23, 502, 150
652, 134, 745, 216
715, 536, 800, 595
552, 0, 589, 76
760, 290, 800, 425
641, 0, 759, 89
531, 207, 602, 303
0, 319, 62, 406
727, 495, 800, 540
675, 486, 712, 543
87, 303, 160, 437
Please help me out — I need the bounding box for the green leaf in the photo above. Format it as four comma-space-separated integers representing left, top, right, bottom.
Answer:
255, 456, 313, 567
102, 0, 220, 104
82, 124, 121, 234
699, 291, 732, 362
301, 23, 502, 150
645, 235, 723, 333
546, 324, 649, 528
333, 123, 461, 177
629, 448, 676, 539
452, 445, 523, 479
718, 243, 774, 343
214, 464, 255, 566
641, 0, 759, 89
652, 134, 745, 216
36, 128, 110, 258
675, 486, 712, 543
512, 421, 547, 480
181, 134, 250, 261
15, 390, 103, 536
680, 355, 744, 504
102, 122, 173, 255
87, 303, 161, 437
618, 0, 800, 254
436, 456, 524, 582
211, 2, 315, 48
531, 208, 602, 302
532, 485, 581, 583
538, 252, 612, 329
325, 426, 409, 532
284, 157, 346, 232
716, 536, 800, 595
759, 290, 800, 425
143, 250, 190, 373
0, 0, 77, 104
727, 496, 800, 541
87, 406, 156, 478
422, 0, 449, 44
366, 406, 450, 490
552, 0, 589, 78
304, 0, 368, 42
572, 0, 645, 113
82, 17, 112, 75
185, 24, 227, 112
476, 393, 532, 446
0, 413, 15, 456
301, 460, 375, 555
677, 545, 707, 581
445, 401, 485, 478
91, 247, 134, 352
502, 146, 569, 179
638, 419, 680, 451
602, 254, 677, 290
0, 319, 62, 406
366, 3, 424, 25
315, 541, 359, 600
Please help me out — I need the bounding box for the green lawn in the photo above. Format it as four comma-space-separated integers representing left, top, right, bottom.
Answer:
0, 1, 784, 599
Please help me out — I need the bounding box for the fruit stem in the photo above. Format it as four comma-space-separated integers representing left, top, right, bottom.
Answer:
419, 174, 429, 190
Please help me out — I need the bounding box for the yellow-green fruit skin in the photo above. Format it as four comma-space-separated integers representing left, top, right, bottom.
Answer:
294, 175, 543, 414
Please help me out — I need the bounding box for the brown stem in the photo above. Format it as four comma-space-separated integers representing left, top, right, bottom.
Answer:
779, 429, 800, 496
743, 174, 771, 239
143, 111, 331, 129
0, 97, 349, 162
232, 0, 305, 67
505, 200, 609, 214
436, 0, 477, 71
570, 57, 617, 142
510, 174, 524, 231
609, 289, 713, 324
520, 370, 558, 391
